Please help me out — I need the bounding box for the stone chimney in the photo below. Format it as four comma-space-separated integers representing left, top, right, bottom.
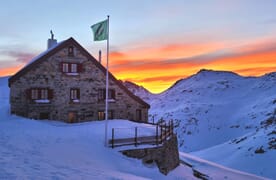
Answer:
47, 30, 57, 49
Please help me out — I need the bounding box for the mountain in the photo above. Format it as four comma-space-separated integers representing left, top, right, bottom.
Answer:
122, 80, 154, 103
0, 76, 9, 99
135, 69, 275, 179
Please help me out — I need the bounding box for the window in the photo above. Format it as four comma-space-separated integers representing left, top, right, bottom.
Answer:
98, 110, 114, 120
62, 63, 69, 73
108, 89, 116, 100
71, 64, 77, 73
98, 89, 105, 101
98, 111, 105, 120
108, 110, 114, 119
27, 88, 53, 103
31, 89, 38, 99
41, 89, 48, 99
70, 88, 80, 103
68, 46, 74, 56
98, 89, 115, 101
60, 62, 82, 74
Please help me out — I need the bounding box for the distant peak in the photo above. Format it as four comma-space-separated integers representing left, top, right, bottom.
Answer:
196, 69, 240, 77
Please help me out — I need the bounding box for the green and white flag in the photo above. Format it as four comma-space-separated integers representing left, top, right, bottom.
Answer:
91, 19, 108, 41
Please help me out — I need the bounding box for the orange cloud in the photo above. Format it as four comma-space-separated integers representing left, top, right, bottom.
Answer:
110, 38, 276, 93
110, 41, 225, 62
0, 65, 23, 76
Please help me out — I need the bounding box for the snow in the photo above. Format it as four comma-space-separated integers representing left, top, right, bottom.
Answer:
180, 152, 270, 180
72, 99, 80, 103
66, 72, 79, 76
35, 99, 50, 103
0, 75, 270, 179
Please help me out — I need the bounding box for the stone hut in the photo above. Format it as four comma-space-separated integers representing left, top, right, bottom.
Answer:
8, 37, 150, 123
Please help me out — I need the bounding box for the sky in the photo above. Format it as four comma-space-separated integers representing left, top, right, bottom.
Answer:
0, 0, 276, 93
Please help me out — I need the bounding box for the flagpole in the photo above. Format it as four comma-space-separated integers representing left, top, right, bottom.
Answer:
104, 15, 110, 147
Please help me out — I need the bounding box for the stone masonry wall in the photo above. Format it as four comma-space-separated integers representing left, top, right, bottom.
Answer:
10, 44, 149, 123
121, 135, 180, 175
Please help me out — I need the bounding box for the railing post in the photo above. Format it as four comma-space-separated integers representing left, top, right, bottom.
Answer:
112, 128, 114, 149
171, 120, 173, 136
167, 121, 169, 138
160, 124, 163, 144
156, 124, 159, 145
169, 120, 171, 137
135, 127, 138, 147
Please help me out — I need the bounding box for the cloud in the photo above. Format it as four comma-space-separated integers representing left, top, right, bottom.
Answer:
6, 51, 35, 63
110, 51, 127, 61
0, 45, 37, 76
1, 50, 36, 64
234, 66, 276, 76
262, 18, 276, 25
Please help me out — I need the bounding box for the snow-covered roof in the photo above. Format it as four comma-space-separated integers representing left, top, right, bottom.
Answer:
24, 40, 65, 67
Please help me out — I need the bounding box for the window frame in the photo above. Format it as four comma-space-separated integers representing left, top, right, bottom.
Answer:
60, 62, 82, 74
68, 46, 74, 57
98, 88, 116, 101
70, 88, 80, 103
27, 88, 53, 103
98, 110, 114, 120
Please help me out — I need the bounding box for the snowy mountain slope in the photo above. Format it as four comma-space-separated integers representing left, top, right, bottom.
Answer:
135, 69, 275, 179
0, 76, 267, 179
122, 80, 155, 103
148, 70, 276, 151
0, 76, 9, 99
123, 70, 276, 179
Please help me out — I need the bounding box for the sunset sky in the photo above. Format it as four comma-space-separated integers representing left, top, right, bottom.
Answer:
0, 0, 276, 93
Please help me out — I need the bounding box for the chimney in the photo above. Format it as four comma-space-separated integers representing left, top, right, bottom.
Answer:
99, 50, 102, 64
47, 30, 57, 49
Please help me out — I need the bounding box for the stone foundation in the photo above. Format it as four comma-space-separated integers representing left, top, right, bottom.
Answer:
121, 135, 179, 175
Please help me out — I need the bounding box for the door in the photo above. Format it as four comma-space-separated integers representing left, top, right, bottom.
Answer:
136, 109, 142, 121
68, 112, 77, 123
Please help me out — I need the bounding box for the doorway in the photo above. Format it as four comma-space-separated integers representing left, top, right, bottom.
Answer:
68, 112, 77, 123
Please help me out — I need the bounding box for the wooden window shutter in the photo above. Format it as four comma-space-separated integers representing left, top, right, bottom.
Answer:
60, 62, 63, 72
77, 63, 83, 72
77, 89, 80, 99
111, 89, 115, 99
25, 89, 31, 99
48, 89, 54, 99
103, 89, 106, 99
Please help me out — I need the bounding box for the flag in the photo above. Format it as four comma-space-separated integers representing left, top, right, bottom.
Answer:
91, 19, 108, 41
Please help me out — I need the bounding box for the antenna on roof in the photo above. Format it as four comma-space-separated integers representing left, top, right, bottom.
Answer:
50, 30, 54, 39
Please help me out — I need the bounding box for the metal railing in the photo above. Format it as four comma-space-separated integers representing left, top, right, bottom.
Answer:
109, 120, 174, 148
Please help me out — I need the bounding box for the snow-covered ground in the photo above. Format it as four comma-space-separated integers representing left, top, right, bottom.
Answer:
0, 76, 270, 179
